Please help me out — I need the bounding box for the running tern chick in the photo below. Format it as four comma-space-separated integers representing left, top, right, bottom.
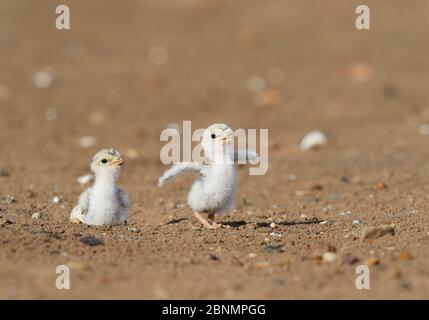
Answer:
158, 123, 258, 229
70, 148, 131, 226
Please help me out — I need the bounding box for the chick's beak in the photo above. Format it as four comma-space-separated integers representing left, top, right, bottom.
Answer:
110, 159, 125, 167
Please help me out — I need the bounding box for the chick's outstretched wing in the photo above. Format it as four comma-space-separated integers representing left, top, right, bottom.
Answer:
158, 162, 204, 187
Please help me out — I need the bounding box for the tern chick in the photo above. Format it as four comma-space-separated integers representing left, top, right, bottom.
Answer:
70, 148, 131, 226
158, 123, 258, 229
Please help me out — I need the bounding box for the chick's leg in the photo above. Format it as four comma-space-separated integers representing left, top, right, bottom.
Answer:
208, 212, 221, 229
194, 211, 216, 229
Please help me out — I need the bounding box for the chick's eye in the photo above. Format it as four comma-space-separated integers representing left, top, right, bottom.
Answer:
101, 159, 107, 164
211, 133, 216, 139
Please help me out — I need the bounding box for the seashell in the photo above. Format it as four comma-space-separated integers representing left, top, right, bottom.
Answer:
299, 131, 327, 151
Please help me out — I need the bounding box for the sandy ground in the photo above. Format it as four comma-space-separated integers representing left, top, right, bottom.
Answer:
1, 0, 429, 299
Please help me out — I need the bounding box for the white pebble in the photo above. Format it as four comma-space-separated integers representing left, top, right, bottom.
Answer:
248, 253, 257, 259
79, 136, 97, 148
269, 232, 282, 237
299, 131, 327, 151
32, 69, 55, 89
52, 196, 61, 204
340, 211, 352, 216
320, 220, 329, 225
246, 75, 266, 92
352, 219, 363, 225
322, 252, 338, 263
128, 226, 141, 233
269, 222, 276, 228
288, 174, 297, 182
31, 212, 41, 219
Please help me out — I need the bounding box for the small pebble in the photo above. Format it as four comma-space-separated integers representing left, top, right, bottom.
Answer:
269, 232, 282, 237
311, 184, 323, 191
322, 252, 338, 263
52, 196, 61, 204
248, 253, 257, 259
253, 89, 284, 106
320, 220, 329, 225
342, 62, 372, 82
374, 182, 388, 190
365, 256, 380, 266
31, 212, 41, 219
81, 236, 103, 246
361, 224, 395, 240
269, 222, 276, 229
295, 190, 306, 196
340, 176, 349, 183
340, 211, 352, 216
0, 169, 10, 177
288, 174, 297, 182
247, 75, 266, 92
3, 195, 16, 204
352, 219, 363, 225
0, 219, 14, 226
399, 250, 412, 261
128, 226, 141, 233
299, 131, 327, 151
32, 68, 55, 89
79, 136, 97, 148
68, 261, 91, 272
253, 261, 271, 270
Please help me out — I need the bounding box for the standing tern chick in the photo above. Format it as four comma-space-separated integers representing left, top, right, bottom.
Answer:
158, 123, 258, 229
70, 148, 131, 226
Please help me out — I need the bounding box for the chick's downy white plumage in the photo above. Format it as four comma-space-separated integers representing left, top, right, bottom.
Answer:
70, 148, 131, 226
158, 123, 258, 228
